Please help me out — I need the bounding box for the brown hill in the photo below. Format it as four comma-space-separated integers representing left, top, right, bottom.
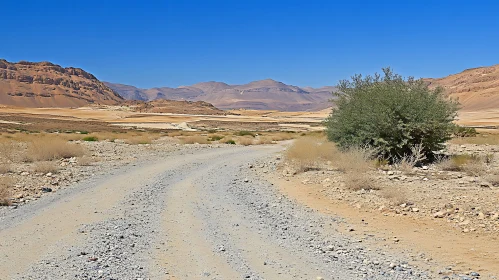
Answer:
105, 79, 336, 111
426, 65, 499, 111
0, 59, 123, 107
125, 99, 227, 115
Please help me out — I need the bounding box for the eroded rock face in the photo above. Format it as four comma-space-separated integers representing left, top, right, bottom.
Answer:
0, 59, 123, 107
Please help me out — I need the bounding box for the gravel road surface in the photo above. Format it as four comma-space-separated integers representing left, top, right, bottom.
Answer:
0, 145, 433, 279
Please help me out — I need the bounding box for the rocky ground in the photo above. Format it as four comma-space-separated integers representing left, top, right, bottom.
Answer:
275, 143, 499, 236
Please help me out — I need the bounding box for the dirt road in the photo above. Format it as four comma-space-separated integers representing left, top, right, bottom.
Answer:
0, 145, 432, 279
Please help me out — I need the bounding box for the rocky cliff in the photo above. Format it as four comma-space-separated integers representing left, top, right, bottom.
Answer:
0, 60, 123, 107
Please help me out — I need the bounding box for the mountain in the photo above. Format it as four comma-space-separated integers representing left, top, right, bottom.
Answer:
0, 59, 123, 107
106, 79, 336, 111
425, 65, 499, 111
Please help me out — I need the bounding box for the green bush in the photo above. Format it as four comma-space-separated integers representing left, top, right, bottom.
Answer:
82, 136, 98, 142
224, 139, 236, 145
452, 125, 477, 137
325, 68, 459, 161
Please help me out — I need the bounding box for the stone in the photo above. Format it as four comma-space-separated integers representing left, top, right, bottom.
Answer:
41, 187, 52, 193
433, 211, 446, 218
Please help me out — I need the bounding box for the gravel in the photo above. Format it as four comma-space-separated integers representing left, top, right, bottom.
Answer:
1, 144, 449, 279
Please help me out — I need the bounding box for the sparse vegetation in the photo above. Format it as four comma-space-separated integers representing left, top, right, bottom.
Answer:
325, 68, 459, 162
25, 136, 86, 162
224, 139, 236, 145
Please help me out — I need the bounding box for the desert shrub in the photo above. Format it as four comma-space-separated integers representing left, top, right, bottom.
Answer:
452, 125, 477, 138
82, 136, 98, 142
224, 139, 236, 145
181, 136, 209, 144
235, 131, 256, 137
33, 161, 59, 174
0, 177, 13, 206
25, 137, 86, 161
325, 68, 458, 162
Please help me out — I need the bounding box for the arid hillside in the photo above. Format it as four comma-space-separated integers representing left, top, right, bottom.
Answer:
105, 79, 336, 111
125, 99, 227, 115
0, 60, 123, 107
426, 65, 499, 111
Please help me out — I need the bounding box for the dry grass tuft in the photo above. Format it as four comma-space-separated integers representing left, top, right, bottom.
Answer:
0, 140, 20, 163
344, 172, 379, 191
394, 144, 427, 174
436, 154, 486, 176
33, 161, 59, 174
0, 177, 13, 206
181, 135, 209, 144
381, 187, 407, 206
463, 160, 487, 177
335, 146, 375, 173
285, 137, 337, 172
237, 136, 255, 146
25, 137, 86, 162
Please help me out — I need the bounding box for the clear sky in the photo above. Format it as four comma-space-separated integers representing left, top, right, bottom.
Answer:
1, 0, 498, 88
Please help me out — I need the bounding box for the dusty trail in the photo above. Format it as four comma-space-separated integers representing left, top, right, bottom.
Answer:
0, 145, 432, 280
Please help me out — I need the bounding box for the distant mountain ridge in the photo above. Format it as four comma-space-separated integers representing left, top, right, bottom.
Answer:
105, 79, 336, 111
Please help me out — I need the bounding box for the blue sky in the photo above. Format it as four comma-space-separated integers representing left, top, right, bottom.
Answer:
1, 0, 498, 88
